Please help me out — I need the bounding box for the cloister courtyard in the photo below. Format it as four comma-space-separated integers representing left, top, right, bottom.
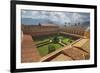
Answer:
21, 24, 90, 63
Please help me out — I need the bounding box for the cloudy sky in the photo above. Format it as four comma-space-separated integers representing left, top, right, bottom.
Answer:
21, 10, 90, 25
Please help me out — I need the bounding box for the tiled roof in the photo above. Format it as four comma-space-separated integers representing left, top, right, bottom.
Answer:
62, 47, 88, 60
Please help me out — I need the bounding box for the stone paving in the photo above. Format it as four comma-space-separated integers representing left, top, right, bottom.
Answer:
21, 34, 41, 63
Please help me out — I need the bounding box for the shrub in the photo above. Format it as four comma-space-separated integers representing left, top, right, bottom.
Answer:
36, 41, 50, 47
48, 44, 56, 54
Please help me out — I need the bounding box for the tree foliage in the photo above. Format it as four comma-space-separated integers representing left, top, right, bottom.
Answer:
52, 36, 59, 43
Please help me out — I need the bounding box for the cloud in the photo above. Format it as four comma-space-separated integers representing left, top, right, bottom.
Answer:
21, 10, 90, 24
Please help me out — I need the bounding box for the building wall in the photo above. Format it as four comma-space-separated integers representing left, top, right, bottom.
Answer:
62, 26, 87, 36
84, 31, 90, 38
22, 25, 59, 36
22, 24, 89, 38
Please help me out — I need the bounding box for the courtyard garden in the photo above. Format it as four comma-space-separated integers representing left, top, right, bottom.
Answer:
32, 34, 74, 57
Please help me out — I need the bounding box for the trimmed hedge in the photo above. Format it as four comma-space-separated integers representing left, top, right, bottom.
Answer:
36, 41, 50, 47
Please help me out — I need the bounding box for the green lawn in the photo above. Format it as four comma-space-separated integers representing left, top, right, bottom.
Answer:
37, 43, 63, 57
60, 35, 73, 44
62, 38, 72, 44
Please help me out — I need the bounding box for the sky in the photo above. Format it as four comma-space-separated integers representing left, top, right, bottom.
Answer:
21, 10, 90, 25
